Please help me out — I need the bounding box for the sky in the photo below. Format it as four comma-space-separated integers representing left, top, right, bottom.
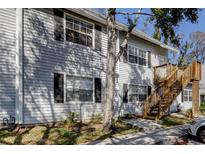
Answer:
115, 8, 205, 43
91, 8, 205, 62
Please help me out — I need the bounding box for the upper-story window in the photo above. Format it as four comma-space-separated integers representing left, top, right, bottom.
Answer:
126, 44, 148, 66
65, 15, 93, 47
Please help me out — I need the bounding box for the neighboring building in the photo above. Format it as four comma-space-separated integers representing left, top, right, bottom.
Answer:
0, 8, 179, 125
200, 64, 205, 104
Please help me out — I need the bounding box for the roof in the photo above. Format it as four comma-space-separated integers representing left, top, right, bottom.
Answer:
67, 8, 179, 53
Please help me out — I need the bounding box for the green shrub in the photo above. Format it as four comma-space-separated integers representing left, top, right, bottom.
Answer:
200, 104, 205, 113
58, 128, 79, 145
64, 112, 78, 124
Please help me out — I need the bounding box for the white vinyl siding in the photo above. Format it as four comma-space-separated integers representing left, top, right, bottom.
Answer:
0, 8, 16, 122
23, 8, 107, 124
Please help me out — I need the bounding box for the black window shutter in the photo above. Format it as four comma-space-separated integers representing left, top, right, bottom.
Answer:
123, 45, 128, 63
182, 90, 184, 102
54, 73, 64, 103
54, 9, 64, 41
95, 78, 102, 103
148, 86, 152, 96
95, 24, 102, 51
123, 84, 128, 103
148, 51, 151, 68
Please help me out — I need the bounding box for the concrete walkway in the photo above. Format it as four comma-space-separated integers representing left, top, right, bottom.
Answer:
123, 119, 162, 132
87, 125, 189, 145
86, 118, 190, 145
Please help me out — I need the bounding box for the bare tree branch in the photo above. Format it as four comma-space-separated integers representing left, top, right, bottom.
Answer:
115, 8, 142, 62
116, 12, 153, 16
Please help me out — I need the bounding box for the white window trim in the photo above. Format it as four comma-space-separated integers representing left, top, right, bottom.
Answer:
126, 83, 149, 104
183, 89, 192, 102
127, 43, 149, 68
63, 12, 95, 49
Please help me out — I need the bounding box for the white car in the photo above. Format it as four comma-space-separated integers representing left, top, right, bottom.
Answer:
188, 117, 205, 143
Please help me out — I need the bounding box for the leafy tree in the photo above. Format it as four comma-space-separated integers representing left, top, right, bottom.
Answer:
150, 9, 200, 47
103, 8, 200, 130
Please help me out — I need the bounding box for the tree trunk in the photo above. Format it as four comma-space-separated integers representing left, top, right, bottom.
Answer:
103, 9, 117, 130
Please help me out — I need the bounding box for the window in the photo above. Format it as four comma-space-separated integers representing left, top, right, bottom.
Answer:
126, 44, 148, 66
123, 84, 150, 103
94, 78, 102, 103
54, 73, 64, 103
138, 49, 147, 66
65, 15, 93, 47
128, 45, 138, 64
66, 76, 93, 102
183, 89, 192, 102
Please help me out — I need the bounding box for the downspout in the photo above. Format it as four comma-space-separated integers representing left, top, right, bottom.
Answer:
15, 8, 24, 124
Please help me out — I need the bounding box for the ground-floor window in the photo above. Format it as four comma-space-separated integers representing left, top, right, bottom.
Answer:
183, 89, 192, 102
54, 73, 102, 103
66, 76, 93, 102
123, 84, 151, 103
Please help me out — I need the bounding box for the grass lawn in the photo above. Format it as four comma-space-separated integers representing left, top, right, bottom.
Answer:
0, 119, 140, 145
160, 116, 191, 127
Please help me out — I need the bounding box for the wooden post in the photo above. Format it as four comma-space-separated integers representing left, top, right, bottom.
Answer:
192, 80, 200, 117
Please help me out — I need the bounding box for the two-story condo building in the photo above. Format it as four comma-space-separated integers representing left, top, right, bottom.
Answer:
0, 8, 187, 125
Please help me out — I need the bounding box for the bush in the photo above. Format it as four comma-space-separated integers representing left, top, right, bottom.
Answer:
64, 112, 78, 125
200, 103, 205, 113
201, 102, 205, 106
58, 128, 79, 145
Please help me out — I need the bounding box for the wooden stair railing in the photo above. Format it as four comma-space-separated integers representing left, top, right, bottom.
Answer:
143, 66, 178, 117
143, 61, 201, 119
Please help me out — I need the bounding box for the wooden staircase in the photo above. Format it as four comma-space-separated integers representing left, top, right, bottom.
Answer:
143, 61, 201, 120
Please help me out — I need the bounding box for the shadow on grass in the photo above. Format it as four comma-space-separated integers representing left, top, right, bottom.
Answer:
161, 116, 191, 127
13, 127, 33, 145
0, 127, 33, 145
53, 126, 79, 145
36, 124, 55, 145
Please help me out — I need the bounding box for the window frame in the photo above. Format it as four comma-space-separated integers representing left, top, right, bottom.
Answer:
63, 12, 95, 49
126, 44, 148, 67
183, 89, 192, 102
66, 75, 94, 103
53, 73, 102, 104
125, 83, 149, 104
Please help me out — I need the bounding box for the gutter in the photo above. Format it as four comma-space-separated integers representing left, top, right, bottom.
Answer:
66, 8, 179, 53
